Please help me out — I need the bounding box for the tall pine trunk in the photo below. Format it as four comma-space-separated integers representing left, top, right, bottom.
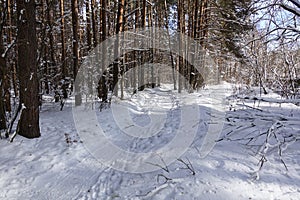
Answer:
72, 0, 82, 106
177, 0, 183, 93
86, 0, 92, 51
91, 0, 98, 47
162, 0, 176, 90
60, 0, 67, 78
113, 0, 125, 96
0, 39, 7, 131
16, 0, 40, 138
99, 0, 108, 102
139, 0, 146, 91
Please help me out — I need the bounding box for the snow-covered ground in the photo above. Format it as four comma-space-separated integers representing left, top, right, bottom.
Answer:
0, 83, 299, 200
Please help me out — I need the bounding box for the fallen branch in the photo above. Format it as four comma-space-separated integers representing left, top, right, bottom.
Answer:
177, 158, 196, 175
9, 104, 26, 143
5, 103, 22, 138
157, 174, 172, 184
146, 154, 169, 173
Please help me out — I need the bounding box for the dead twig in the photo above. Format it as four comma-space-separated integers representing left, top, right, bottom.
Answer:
157, 174, 172, 184
146, 154, 169, 173
177, 158, 196, 175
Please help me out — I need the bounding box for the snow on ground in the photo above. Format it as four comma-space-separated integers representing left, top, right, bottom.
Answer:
0, 83, 299, 200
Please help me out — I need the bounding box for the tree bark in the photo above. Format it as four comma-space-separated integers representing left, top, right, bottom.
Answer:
101, 0, 107, 101
72, 0, 82, 106
16, 0, 40, 138
98, 0, 108, 102
139, 0, 146, 91
86, 0, 92, 50
91, 0, 98, 47
178, 0, 183, 93
3, 0, 11, 112
113, 0, 125, 96
60, 0, 67, 78
45, 0, 56, 67
0, 39, 7, 130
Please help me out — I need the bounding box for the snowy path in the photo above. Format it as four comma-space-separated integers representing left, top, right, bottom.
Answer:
0, 84, 300, 199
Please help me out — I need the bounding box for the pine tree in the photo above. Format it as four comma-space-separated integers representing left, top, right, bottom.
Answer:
16, 0, 40, 138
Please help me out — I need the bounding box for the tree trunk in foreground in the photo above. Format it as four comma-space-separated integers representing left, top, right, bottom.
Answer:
16, 0, 40, 138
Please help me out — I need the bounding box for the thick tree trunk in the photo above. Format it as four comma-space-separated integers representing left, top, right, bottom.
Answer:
16, 0, 40, 138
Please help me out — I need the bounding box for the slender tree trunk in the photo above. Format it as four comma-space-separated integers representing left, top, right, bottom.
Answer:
139, 0, 146, 90
178, 0, 183, 93
46, 0, 56, 67
107, 0, 112, 36
60, 0, 69, 99
60, 0, 67, 78
40, 0, 49, 94
3, 0, 11, 112
113, 0, 125, 96
16, 0, 40, 138
149, 5, 155, 88
91, 0, 98, 47
7, 0, 18, 98
86, 0, 92, 51
101, 0, 107, 43
99, 0, 108, 102
182, 1, 187, 89
163, 0, 176, 90
193, 0, 198, 39
199, 0, 209, 46
134, 1, 140, 91
0, 87, 6, 131
0, 40, 7, 130
120, 5, 128, 99
71, 0, 81, 105
189, 0, 198, 91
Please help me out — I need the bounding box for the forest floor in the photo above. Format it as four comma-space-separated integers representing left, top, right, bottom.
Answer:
0, 83, 300, 200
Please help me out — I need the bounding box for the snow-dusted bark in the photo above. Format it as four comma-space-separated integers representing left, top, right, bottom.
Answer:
16, 0, 40, 138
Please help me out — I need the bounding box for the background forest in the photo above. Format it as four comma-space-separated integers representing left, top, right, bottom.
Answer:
0, 0, 299, 139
